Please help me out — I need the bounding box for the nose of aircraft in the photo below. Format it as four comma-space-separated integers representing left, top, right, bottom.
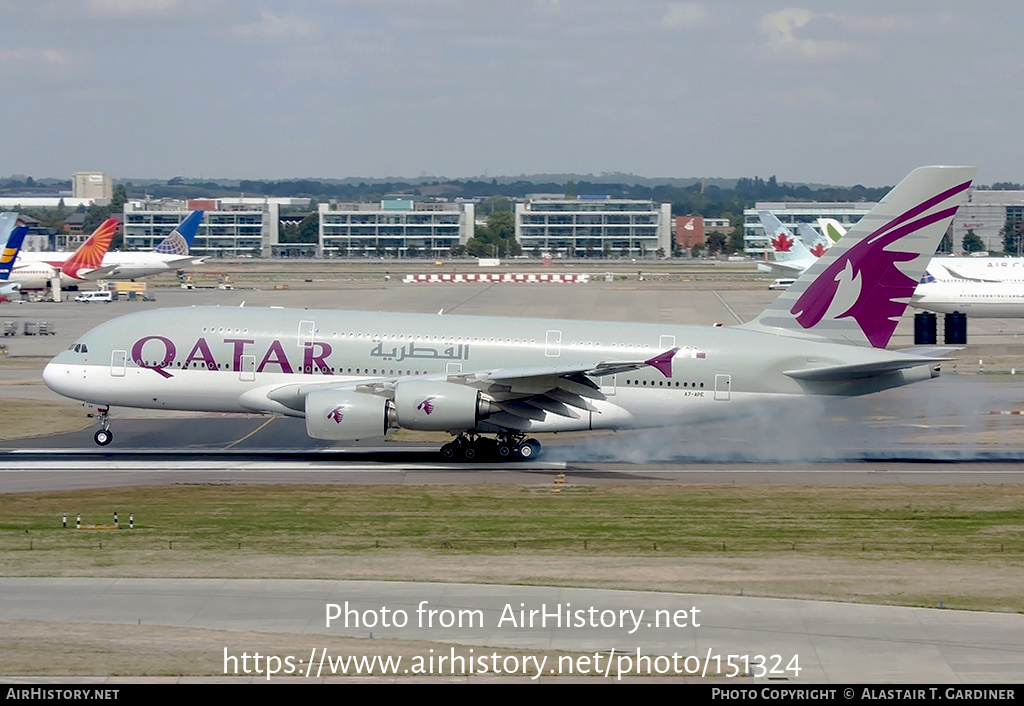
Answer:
43, 348, 86, 401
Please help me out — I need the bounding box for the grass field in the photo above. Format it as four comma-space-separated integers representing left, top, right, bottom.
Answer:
3, 483, 1022, 613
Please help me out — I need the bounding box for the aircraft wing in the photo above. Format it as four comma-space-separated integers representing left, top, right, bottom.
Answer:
934, 264, 999, 283
756, 260, 812, 276
76, 265, 121, 280
245, 348, 679, 429
163, 256, 208, 268
441, 348, 679, 426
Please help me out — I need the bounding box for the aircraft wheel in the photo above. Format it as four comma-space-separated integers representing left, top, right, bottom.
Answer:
462, 444, 478, 461
516, 439, 541, 460
496, 444, 513, 460
94, 429, 113, 446
440, 442, 457, 461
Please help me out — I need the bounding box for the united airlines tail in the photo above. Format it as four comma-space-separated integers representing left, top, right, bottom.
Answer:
746, 166, 976, 348
154, 210, 204, 255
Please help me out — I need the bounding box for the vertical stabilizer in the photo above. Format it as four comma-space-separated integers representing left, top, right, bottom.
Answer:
759, 210, 815, 263
745, 166, 975, 348
1, 225, 28, 280
61, 218, 119, 279
797, 222, 830, 257
818, 218, 848, 243
155, 210, 204, 255
0, 213, 18, 246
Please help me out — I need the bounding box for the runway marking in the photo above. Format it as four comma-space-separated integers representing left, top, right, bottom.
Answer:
0, 460, 568, 472
223, 417, 277, 449
1, 463, 1019, 474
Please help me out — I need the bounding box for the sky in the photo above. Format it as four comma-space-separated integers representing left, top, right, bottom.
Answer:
1, 0, 1021, 186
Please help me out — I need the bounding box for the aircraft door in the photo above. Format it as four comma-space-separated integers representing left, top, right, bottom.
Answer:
545, 329, 561, 357
659, 334, 676, 349
239, 354, 256, 382
110, 349, 126, 377
714, 374, 731, 401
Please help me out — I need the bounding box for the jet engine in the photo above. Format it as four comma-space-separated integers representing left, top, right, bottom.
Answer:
305, 389, 392, 441
393, 380, 496, 431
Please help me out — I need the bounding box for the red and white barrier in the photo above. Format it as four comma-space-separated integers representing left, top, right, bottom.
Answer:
403, 273, 590, 284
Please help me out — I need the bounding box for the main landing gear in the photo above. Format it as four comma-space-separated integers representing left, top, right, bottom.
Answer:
439, 433, 542, 462
92, 406, 113, 446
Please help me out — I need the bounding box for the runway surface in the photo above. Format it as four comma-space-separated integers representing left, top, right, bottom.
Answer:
3, 578, 1023, 683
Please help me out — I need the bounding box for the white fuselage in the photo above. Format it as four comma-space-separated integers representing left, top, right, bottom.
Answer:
910, 280, 1024, 317
15, 251, 201, 281
43, 306, 938, 438
928, 257, 1024, 282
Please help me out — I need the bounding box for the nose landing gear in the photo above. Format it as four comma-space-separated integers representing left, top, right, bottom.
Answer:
92, 406, 113, 446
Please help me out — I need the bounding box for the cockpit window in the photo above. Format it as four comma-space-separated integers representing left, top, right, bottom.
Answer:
70, 343, 88, 353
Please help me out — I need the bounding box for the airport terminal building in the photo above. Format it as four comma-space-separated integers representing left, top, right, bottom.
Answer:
123, 198, 308, 257
318, 199, 474, 258
515, 197, 672, 258
952, 190, 1024, 253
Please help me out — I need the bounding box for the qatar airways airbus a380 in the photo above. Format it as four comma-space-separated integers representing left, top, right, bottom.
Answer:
44, 166, 975, 460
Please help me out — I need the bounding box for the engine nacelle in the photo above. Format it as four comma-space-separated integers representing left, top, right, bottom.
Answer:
305, 389, 391, 441
393, 380, 493, 432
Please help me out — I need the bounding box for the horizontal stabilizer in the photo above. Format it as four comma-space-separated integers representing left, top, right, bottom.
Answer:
894, 346, 957, 358
784, 357, 943, 382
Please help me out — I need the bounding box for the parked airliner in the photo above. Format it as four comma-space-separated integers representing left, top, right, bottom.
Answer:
910, 268, 1024, 317
44, 167, 975, 460
15, 210, 205, 282
7, 218, 119, 290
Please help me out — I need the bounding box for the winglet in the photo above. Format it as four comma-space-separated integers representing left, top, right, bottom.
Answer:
645, 347, 679, 378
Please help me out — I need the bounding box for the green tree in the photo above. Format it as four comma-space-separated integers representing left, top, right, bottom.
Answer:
706, 232, 726, 255
477, 195, 510, 217
110, 184, 128, 212
728, 223, 745, 254
962, 229, 985, 254
1002, 218, 1024, 255
280, 213, 319, 244
469, 209, 518, 257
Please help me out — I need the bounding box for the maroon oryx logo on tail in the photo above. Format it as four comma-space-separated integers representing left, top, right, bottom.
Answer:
791, 179, 972, 348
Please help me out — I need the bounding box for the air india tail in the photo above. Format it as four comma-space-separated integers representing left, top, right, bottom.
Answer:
60, 218, 119, 280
